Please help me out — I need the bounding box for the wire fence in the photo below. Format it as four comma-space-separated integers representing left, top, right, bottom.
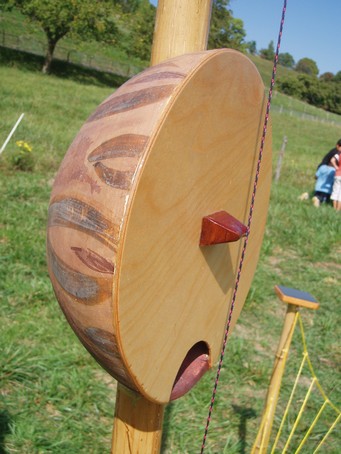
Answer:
271, 104, 341, 127
0, 29, 144, 78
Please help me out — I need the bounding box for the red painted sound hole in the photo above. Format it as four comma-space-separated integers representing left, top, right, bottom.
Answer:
170, 341, 210, 401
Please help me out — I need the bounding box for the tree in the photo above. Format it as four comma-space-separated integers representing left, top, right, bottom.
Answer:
246, 40, 257, 55
276, 75, 305, 98
2, 0, 119, 73
125, 0, 156, 61
114, 0, 139, 14
276, 73, 341, 115
259, 40, 275, 61
278, 52, 295, 68
208, 0, 246, 51
295, 58, 319, 77
334, 71, 341, 82
319, 72, 334, 82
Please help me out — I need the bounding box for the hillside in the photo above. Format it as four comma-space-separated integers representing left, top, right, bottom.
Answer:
2, 6, 341, 117
0, 7, 340, 454
0, 52, 340, 454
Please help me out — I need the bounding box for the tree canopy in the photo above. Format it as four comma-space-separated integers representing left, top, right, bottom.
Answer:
334, 71, 341, 82
319, 72, 335, 82
246, 40, 257, 55
277, 73, 341, 115
123, 0, 156, 61
296, 57, 319, 77
278, 52, 295, 68
2, 0, 119, 73
259, 41, 275, 61
208, 0, 246, 50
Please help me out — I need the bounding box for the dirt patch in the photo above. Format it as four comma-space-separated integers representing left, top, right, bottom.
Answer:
315, 261, 341, 271
45, 402, 62, 419
93, 368, 117, 393
234, 323, 276, 359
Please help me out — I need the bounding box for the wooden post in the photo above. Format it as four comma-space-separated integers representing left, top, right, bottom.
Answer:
112, 384, 165, 453
251, 286, 319, 454
274, 135, 287, 183
251, 302, 298, 453
111, 2, 213, 453
150, 0, 213, 65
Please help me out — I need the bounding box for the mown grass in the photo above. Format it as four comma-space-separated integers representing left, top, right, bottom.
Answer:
0, 50, 340, 454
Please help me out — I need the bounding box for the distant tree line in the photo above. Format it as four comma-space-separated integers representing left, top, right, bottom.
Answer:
276, 73, 341, 115
1, 0, 340, 114
257, 40, 341, 115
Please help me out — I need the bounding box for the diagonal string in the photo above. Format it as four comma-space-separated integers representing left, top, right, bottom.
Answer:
200, 1, 288, 452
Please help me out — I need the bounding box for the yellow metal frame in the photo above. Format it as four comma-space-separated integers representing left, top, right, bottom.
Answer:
251, 285, 319, 453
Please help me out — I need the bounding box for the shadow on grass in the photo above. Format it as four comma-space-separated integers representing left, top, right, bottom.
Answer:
232, 404, 257, 454
161, 402, 173, 452
0, 410, 12, 454
0, 46, 129, 88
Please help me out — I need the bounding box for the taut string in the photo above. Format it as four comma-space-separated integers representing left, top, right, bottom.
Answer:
200, 1, 288, 451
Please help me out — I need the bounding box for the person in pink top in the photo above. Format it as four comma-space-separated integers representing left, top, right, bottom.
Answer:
330, 150, 341, 211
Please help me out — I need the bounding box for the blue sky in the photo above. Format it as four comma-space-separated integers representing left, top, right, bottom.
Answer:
150, 1, 340, 75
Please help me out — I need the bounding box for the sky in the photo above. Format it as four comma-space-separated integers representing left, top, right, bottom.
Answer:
149, 1, 340, 76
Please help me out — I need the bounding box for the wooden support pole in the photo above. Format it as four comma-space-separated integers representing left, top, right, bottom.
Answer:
151, 0, 213, 65
112, 384, 165, 453
251, 303, 298, 454
251, 286, 319, 454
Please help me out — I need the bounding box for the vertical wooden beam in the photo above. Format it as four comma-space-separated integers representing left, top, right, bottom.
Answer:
112, 384, 165, 453
151, 0, 213, 65
251, 303, 298, 453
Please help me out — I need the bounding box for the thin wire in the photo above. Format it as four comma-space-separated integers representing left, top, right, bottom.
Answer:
273, 314, 340, 453
200, 1, 288, 452
295, 400, 328, 453
313, 413, 341, 453
282, 378, 317, 453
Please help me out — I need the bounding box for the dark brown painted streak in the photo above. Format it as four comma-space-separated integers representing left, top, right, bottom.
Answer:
52, 280, 136, 390
71, 247, 115, 274
129, 71, 186, 85
86, 84, 176, 123
88, 134, 149, 163
48, 198, 118, 250
47, 241, 111, 305
93, 162, 134, 191
84, 327, 135, 388
116, 60, 179, 86
85, 327, 120, 358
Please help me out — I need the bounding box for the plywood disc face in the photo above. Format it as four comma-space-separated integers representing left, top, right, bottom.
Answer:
117, 50, 271, 403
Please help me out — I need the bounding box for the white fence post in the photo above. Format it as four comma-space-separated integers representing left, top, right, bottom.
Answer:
274, 135, 287, 183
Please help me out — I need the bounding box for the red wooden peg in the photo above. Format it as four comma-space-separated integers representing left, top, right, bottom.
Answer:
200, 211, 248, 246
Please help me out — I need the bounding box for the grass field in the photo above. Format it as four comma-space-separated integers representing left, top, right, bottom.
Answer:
0, 44, 340, 454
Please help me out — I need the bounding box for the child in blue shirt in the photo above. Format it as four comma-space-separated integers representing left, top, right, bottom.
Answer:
312, 165, 336, 206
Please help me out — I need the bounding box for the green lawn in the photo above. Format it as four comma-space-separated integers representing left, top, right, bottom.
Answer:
0, 53, 340, 454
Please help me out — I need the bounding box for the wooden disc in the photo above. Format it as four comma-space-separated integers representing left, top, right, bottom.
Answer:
47, 49, 271, 404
